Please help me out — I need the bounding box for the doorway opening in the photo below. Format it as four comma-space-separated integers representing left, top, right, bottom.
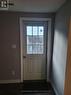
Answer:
20, 17, 51, 82
20, 17, 52, 92
20, 20, 48, 81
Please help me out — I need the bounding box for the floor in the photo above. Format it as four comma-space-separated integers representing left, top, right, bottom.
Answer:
0, 80, 55, 95
24, 93, 53, 95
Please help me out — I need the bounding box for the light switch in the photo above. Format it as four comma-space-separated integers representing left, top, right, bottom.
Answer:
12, 70, 15, 76
12, 44, 16, 49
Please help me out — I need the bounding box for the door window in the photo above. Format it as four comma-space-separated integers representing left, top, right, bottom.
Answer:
27, 26, 44, 54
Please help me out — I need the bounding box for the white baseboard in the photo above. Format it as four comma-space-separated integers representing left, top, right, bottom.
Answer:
51, 81, 59, 95
0, 79, 21, 84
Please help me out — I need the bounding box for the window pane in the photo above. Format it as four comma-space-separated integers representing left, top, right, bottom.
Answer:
38, 36, 43, 44
33, 26, 38, 35
27, 36, 33, 44
26, 26, 44, 54
27, 44, 33, 54
37, 44, 43, 54
33, 36, 38, 44
27, 26, 32, 35
39, 26, 44, 35
32, 36, 43, 44
33, 44, 37, 54
32, 44, 43, 54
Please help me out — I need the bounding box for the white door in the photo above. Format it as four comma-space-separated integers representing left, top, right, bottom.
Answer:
22, 21, 47, 80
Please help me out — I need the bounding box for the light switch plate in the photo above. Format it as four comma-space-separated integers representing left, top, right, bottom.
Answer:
12, 44, 16, 49
12, 70, 15, 76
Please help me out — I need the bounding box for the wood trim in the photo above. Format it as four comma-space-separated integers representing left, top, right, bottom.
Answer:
64, 17, 71, 95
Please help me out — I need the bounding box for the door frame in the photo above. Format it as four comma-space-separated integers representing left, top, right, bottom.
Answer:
20, 17, 52, 82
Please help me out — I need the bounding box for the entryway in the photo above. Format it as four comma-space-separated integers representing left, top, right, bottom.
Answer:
20, 18, 54, 94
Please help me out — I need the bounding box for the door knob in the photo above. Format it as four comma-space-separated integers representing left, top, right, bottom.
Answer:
23, 56, 26, 58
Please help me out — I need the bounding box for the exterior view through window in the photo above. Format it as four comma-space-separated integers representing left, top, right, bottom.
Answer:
27, 26, 44, 54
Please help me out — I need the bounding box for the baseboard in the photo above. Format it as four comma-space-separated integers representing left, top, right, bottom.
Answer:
0, 79, 21, 84
23, 80, 46, 81
51, 81, 59, 95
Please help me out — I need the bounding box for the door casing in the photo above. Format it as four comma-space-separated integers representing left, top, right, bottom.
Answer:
20, 17, 52, 82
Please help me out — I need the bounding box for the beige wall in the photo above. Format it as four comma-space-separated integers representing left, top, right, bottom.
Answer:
0, 12, 55, 82
0, 13, 21, 80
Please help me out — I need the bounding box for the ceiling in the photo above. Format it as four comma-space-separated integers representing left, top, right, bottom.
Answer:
9, 0, 66, 12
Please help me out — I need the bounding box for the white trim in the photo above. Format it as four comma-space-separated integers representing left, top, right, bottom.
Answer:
20, 17, 52, 81
47, 20, 52, 81
20, 17, 51, 22
20, 18, 24, 82
0, 80, 21, 84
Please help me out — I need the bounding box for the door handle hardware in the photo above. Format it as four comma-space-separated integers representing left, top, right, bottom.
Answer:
23, 56, 26, 58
